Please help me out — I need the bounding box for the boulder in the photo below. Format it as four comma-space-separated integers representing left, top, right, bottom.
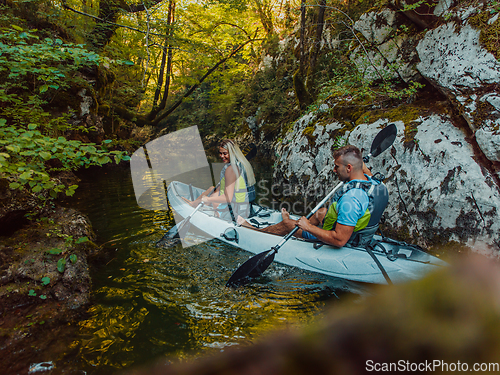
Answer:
352, 117, 500, 256
349, 5, 500, 163
415, 14, 500, 162
351, 9, 420, 83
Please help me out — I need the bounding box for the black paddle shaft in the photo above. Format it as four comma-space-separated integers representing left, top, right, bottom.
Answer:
226, 124, 398, 288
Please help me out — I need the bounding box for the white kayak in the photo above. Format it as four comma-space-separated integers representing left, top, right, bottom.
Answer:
167, 181, 447, 285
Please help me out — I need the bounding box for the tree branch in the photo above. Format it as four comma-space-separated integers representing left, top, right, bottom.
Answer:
151, 36, 259, 126
61, 0, 166, 38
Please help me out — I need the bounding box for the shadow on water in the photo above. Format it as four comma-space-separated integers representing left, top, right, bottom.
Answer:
58, 165, 367, 374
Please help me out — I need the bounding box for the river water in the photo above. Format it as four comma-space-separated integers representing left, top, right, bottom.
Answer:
60, 165, 366, 374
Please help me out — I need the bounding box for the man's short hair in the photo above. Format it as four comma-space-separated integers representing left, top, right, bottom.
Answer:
333, 145, 363, 169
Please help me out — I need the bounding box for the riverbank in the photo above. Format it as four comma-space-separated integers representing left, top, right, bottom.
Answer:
0, 178, 98, 374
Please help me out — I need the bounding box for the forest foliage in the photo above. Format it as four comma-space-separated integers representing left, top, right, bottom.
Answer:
1, 0, 426, 206
0, 22, 130, 201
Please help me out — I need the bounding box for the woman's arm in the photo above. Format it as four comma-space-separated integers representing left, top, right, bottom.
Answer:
203, 165, 237, 205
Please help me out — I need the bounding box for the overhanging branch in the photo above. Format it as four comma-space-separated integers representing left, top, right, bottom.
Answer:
151, 35, 260, 126
61, 0, 167, 38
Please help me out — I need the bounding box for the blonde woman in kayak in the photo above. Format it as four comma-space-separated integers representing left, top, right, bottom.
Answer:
184, 139, 256, 219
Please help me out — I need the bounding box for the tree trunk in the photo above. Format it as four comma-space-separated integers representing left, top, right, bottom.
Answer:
157, 0, 175, 111
294, 0, 311, 109
152, 42, 168, 108
253, 0, 273, 35
150, 40, 253, 127
298, 0, 306, 76
89, 0, 164, 50
148, 0, 175, 121
90, 0, 120, 50
306, 0, 326, 94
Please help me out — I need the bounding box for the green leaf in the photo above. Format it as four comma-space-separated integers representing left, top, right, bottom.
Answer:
39, 151, 51, 160
6, 145, 20, 153
69, 254, 77, 263
28, 289, 36, 296
32, 185, 43, 193
57, 258, 66, 273
9, 182, 21, 189
39, 295, 47, 300
11, 25, 23, 31
28, 123, 37, 130
40, 85, 49, 93
75, 236, 89, 244
103, 139, 113, 144
41, 276, 50, 285
20, 171, 32, 179
47, 248, 63, 255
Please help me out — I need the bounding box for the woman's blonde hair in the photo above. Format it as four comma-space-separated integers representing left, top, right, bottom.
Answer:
219, 139, 256, 186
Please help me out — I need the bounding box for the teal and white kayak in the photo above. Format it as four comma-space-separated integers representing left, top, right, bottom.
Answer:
167, 181, 447, 285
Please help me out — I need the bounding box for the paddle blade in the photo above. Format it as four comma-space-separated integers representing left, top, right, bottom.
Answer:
371, 123, 397, 157
242, 143, 257, 160
226, 249, 276, 288
155, 218, 191, 247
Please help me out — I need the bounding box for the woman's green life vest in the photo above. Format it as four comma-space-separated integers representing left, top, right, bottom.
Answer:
219, 161, 255, 203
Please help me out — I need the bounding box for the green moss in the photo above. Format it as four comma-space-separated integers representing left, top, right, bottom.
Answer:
403, 121, 420, 150
469, 11, 500, 60
302, 126, 317, 145
98, 102, 111, 116
355, 104, 423, 126
471, 99, 500, 132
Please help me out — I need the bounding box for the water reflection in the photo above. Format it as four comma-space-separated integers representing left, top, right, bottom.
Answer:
65, 166, 364, 374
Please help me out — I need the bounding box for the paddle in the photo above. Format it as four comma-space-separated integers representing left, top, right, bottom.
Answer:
226, 124, 397, 288
156, 143, 257, 246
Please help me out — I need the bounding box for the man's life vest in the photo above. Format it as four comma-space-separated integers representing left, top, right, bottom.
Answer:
322, 177, 388, 246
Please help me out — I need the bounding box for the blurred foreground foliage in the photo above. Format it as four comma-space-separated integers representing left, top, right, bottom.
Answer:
123, 256, 500, 375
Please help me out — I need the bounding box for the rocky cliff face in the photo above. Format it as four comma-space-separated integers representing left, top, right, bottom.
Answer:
265, 0, 500, 255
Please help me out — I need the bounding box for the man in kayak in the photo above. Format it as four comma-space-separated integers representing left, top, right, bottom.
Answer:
239, 145, 388, 247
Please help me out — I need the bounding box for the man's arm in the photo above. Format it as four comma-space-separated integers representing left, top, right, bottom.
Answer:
296, 217, 354, 247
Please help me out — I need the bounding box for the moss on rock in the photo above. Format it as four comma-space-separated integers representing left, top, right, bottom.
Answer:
469, 10, 500, 60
